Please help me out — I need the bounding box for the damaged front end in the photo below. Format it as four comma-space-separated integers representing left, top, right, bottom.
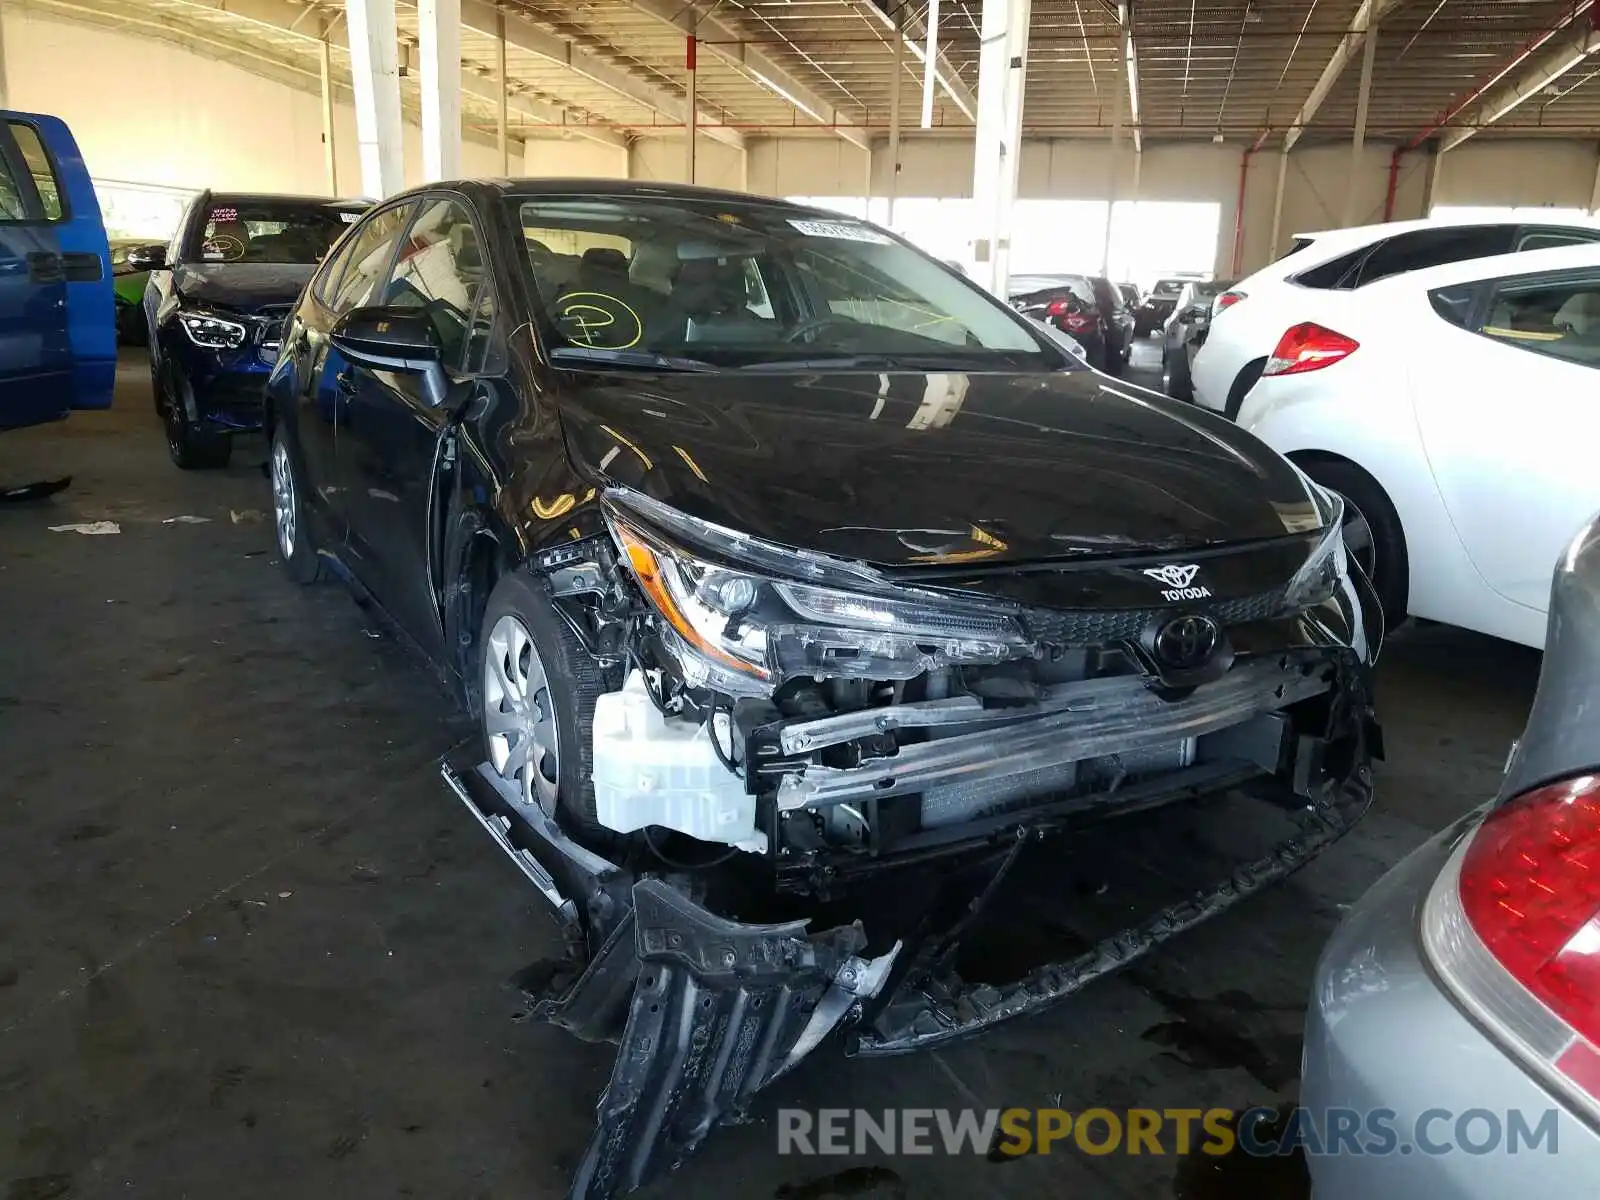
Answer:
443, 484, 1380, 1199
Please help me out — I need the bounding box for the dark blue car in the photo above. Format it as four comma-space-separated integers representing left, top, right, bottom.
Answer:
0, 110, 114, 433
137, 191, 367, 468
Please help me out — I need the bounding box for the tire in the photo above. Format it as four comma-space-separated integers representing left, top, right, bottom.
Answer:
1163, 349, 1194, 401
1224, 358, 1266, 420
479, 571, 617, 835
1301, 458, 1409, 629
270, 427, 323, 584
163, 375, 232, 470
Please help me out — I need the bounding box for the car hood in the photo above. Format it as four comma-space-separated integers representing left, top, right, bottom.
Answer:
554, 366, 1319, 569
173, 262, 315, 313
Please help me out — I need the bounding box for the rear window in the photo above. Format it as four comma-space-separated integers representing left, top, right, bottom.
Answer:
1151, 278, 1187, 296
188, 198, 362, 265
1292, 225, 1517, 291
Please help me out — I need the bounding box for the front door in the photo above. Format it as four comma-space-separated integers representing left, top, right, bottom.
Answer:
339, 197, 492, 656
1411, 266, 1600, 614
0, 112, 113, 431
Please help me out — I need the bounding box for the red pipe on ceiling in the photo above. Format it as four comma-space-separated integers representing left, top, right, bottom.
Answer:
1231, 130, 1272, 276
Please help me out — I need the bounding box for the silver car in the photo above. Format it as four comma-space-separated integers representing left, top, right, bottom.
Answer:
1303, 514, 1600, 1195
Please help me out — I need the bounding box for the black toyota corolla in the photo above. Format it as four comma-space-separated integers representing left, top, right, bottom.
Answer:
264, 180, 1382, 1200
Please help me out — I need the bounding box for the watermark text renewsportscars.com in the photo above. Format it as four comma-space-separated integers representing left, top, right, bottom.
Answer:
776, 1106, 1563, 1159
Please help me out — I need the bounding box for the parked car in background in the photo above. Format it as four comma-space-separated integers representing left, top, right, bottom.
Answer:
1134, 276, 1192, 336
1161, 278, 1235, 401
1192, 214, 1600, 416
1117, 281, 1140, 310
265, 179, 1379, 1200
1087, 274, 1134, 372
1230, 241, 1600, 648
139, 190, 368, 468
111, 237, 153, 345
0, 110, 114, 435
1303, 509, 1600, 1197
1009, 272, 1109, 369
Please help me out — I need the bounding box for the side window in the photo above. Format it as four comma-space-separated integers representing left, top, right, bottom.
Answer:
1516, 227, 1600, 252
463, 288, 498, 374
6, 122, 64, 221
1428, 283, 1479, 329
1480, 274, 1600, 368
1290, 246, 1369, 289
381, 198, 488, 369
1352, 225, 1516, 287
311, 233, 359, 306
327, 204, 413, 316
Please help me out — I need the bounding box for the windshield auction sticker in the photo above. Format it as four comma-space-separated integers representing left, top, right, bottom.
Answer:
787, 218, 892, 244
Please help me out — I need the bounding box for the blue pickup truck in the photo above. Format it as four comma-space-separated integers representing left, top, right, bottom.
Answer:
0, 110, 114, 433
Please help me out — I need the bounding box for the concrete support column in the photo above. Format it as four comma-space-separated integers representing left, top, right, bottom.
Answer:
496, 12, 509, 175
0, 11, 10, 109
886, 21, 904, 226
344, 0, 405, 198
1268, 148, 1289, 262
318, 37, 338, 193
419, 0, 460, 182
969, 0, 1032, 297
1424, 147, 1444, 212
1344, 21, 1378, 226
1100, 56, 1126, 277
685, 33, 698, 184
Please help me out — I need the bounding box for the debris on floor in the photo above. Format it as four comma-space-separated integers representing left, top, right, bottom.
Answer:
230, 509, 266, 524
48, 520, 120, 535
163, 514, 212, 524
2, 477, 72, 502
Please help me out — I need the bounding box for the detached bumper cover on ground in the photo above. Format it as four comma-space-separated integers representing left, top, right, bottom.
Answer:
441, 667, 1375, 1200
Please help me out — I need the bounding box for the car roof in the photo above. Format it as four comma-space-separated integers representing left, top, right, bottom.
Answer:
206, 191, 370, 210
1292, 211, 1600, 244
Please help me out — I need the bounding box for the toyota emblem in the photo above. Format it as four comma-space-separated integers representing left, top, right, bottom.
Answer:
1153, 614, 1220, 669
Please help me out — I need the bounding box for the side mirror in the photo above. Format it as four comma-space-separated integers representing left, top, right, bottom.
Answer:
331, 305, 449, 407
126, 243, 167, 271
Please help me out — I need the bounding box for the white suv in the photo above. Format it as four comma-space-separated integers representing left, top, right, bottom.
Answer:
1190, 216, 1600, 416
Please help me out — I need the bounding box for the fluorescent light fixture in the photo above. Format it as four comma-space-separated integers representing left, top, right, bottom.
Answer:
921, 0, 940, 128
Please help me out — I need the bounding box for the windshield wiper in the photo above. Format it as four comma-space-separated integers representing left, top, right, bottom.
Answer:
549, 346, 719, 372
740, 353, 1033, 372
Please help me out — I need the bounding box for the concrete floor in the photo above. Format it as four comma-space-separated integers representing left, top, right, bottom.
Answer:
0, 347, 1543, 1200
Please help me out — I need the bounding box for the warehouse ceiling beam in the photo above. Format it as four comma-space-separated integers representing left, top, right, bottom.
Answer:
1283, 0, 1404, 151
623, 0, 871, 149
1438, 22, 1600, 151
456, 0, 742, 150
855, 0, 978, 123
156, 0, 628, 148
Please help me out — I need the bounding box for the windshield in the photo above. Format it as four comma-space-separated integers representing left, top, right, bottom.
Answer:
1151, 278, 1188, 296
511, 194, 1061, 370
187, 198, 363, 266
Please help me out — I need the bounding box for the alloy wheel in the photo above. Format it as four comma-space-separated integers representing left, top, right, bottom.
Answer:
483, 613, 561, 814
270, 440, 296, 560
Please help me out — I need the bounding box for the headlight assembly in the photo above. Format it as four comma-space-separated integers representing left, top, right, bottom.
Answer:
1283, 491, 1349, 611
177, 311, 248, 350
604, 493, 1027, 697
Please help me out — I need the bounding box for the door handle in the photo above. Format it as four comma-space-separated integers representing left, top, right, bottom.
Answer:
26, 252, 63, 284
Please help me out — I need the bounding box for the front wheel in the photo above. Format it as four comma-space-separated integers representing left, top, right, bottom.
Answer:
270, 428, 323, 583
479, 571, 616, 835
163, 380, 232, 470
1302, 459, 1409, 629
1163, 349, 1193, 401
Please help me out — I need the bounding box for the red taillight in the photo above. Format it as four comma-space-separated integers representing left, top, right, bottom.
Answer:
1261, 321, 1359, 376
1214, 290, 1246, 313
1459, 776, 1600, 1049
1062, 312, 1094, 333
1046, 298, 1071, 316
